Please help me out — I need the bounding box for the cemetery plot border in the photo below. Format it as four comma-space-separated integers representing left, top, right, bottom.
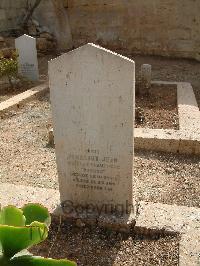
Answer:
49, 81, 200, 155
135, 81, 200, 155
0, 80, 41, 103
0, 82, 48, 117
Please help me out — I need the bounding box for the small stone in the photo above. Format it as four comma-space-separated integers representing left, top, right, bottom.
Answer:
140, 64, 152, 95
0, 48, 15, 59
40, 32, 54, 41
0, 41, 6, 49
76, 219, 85, 228
0, 36, 5, 42
48, 128, 54, 146
40, 26, 51, 33
37, 37, 48, 51
117, 233, 122, 240
32, 19, 40, 27
28, 24, 37, 36
37, 37, 56, 53
46, 40, 56, 50
135, 107, 145, 124
165, 167, 174, 174
10, 77, 20, 86
96, 249, 101, 254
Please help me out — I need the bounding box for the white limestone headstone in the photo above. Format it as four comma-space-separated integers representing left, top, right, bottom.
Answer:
15, 34, 39, 81
49, 44, 135, 217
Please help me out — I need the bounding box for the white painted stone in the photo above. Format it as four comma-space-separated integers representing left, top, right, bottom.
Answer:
15, 34, 39, 81
140, 64, 151, 94
49, 43, 135, 216
177, 82, 200, 131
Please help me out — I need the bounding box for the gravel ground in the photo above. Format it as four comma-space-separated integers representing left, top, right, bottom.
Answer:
0, 95, 57, 189
0, 95, 199, 208
135, 86, 178, 129
135, 150, 200, 208
30, 220, 179, 266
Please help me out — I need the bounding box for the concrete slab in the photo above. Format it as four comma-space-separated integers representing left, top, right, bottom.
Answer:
0, 183, 59, 212
135, 201, 200, 266
135, 128, 200, 155
135, 201, 200, 234
177, 82, 200, 131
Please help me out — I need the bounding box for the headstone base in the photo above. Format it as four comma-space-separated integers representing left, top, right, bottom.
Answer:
98, 212, 136, 232
53, 202, 137, 233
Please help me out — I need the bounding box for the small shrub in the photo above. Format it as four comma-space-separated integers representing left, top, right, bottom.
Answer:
0, 203, 76, 266
0, 51, 18, 88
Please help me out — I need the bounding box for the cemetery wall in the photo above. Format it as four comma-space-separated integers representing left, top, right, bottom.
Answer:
0, 0, 200, 60
0, 0, 27, 32
33, 0, 73, 50
66, 0, 200, 60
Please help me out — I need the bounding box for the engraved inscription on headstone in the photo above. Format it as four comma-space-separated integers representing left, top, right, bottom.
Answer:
49, 44, 135, 216
15, 34, 39, 81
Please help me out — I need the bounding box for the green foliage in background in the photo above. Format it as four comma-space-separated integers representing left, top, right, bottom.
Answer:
0, 51, 18, 87
0, 204, 76, 266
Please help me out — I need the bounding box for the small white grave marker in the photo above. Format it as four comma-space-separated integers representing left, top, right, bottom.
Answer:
49, 44, 135, 222
15, 34, 39, 81
140, 64, 152, 94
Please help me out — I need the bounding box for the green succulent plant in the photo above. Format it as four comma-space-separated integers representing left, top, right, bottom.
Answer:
0, 204, 76, 266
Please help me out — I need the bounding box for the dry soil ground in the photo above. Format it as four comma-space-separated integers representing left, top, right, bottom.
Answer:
30, 220, 179, 266
135, 86, 178, 129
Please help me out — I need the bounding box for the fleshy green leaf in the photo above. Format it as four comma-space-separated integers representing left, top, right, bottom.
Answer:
0, 222, 48, 258
0, 242, 2, 256
9, 255, 77, 266
22, 204, 51, 227
0, 206, 25, 227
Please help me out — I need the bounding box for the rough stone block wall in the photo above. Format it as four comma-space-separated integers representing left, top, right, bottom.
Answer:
33, 0, 73, 50
67, 0, 200, 60
0, 0, 27, 32
0, 0, 200, 60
